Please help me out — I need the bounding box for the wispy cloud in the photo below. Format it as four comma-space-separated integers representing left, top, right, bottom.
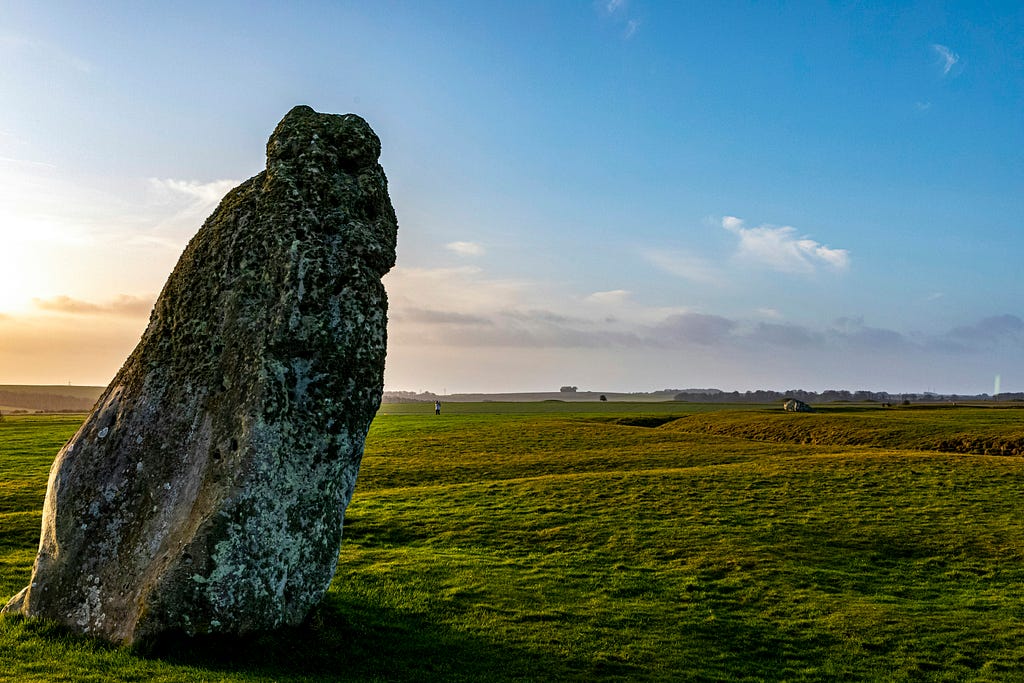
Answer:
149, 178, 237, 205
0, 153, 55, 169
651, 313, 737, 346
384, 265, 529, 321
722, 216, 850, 274
383, 264, 1024, 396
932, 43, 959, 77
828, 316, 907, 350
598, 0, 641, 38
392, 308, 492, 326
445, 240, 485, 257
585, 289, 631, 305
752, 321, 823, 348
385, 265, 642, 348
642, 248, 724, 284
945, 315, 1024, 347
0, 162, 241, 318
143, 177, 239, 242
33, 294, 154, 317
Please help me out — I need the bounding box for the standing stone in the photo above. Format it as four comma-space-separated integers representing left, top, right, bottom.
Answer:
783, 398, 813, 413
2, 105, 398, 645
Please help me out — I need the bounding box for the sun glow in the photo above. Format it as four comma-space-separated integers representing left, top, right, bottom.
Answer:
0, 245, 38, 314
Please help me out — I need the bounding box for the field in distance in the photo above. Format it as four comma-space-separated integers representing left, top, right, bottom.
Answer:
1, 403, 1023, 680
0, 385, 104, 414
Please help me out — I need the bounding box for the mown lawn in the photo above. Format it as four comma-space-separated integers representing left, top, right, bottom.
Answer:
1, 405, 1023, 681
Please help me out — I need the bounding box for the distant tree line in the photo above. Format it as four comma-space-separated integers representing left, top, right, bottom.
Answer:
0, 390, 96, 413
381, 390, 439, 404
673, 389, 1024, 404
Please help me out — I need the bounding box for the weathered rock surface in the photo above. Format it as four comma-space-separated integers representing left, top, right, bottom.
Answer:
783, 398, 814, 413
2, 105, 398, 645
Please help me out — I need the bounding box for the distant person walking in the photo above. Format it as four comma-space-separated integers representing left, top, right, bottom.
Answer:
434, 400, 441, 415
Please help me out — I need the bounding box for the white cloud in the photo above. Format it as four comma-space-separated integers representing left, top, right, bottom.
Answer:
642, 248, 724, 285
721, 216, 743, 232
624, 19, 641, 39
586, 289, 631, 305
445, 240, 485, 257
605, 0, 626, 13
722, 216, 850, 274
932, 43, 959, 77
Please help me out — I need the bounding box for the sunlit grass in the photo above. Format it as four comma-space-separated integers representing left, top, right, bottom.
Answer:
2, 406, 1023, 680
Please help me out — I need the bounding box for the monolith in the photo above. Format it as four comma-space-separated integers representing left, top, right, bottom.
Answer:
2, 105, 398, 645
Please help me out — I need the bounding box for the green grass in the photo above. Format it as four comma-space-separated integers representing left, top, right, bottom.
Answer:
670, 405, 1024, 455
2, 405, 1024, 680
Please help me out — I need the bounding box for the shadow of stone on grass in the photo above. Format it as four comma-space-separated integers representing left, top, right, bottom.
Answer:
339, 515, 440, 549
141, 592, 595, 682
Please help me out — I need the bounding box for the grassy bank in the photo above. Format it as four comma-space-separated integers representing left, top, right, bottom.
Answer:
2, 406, 1023, 680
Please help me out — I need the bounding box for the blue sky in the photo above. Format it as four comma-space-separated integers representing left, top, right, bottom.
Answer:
1, 1, 1022, 394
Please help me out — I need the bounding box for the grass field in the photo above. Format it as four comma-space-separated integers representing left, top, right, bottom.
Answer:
2, 404, 1023, 681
